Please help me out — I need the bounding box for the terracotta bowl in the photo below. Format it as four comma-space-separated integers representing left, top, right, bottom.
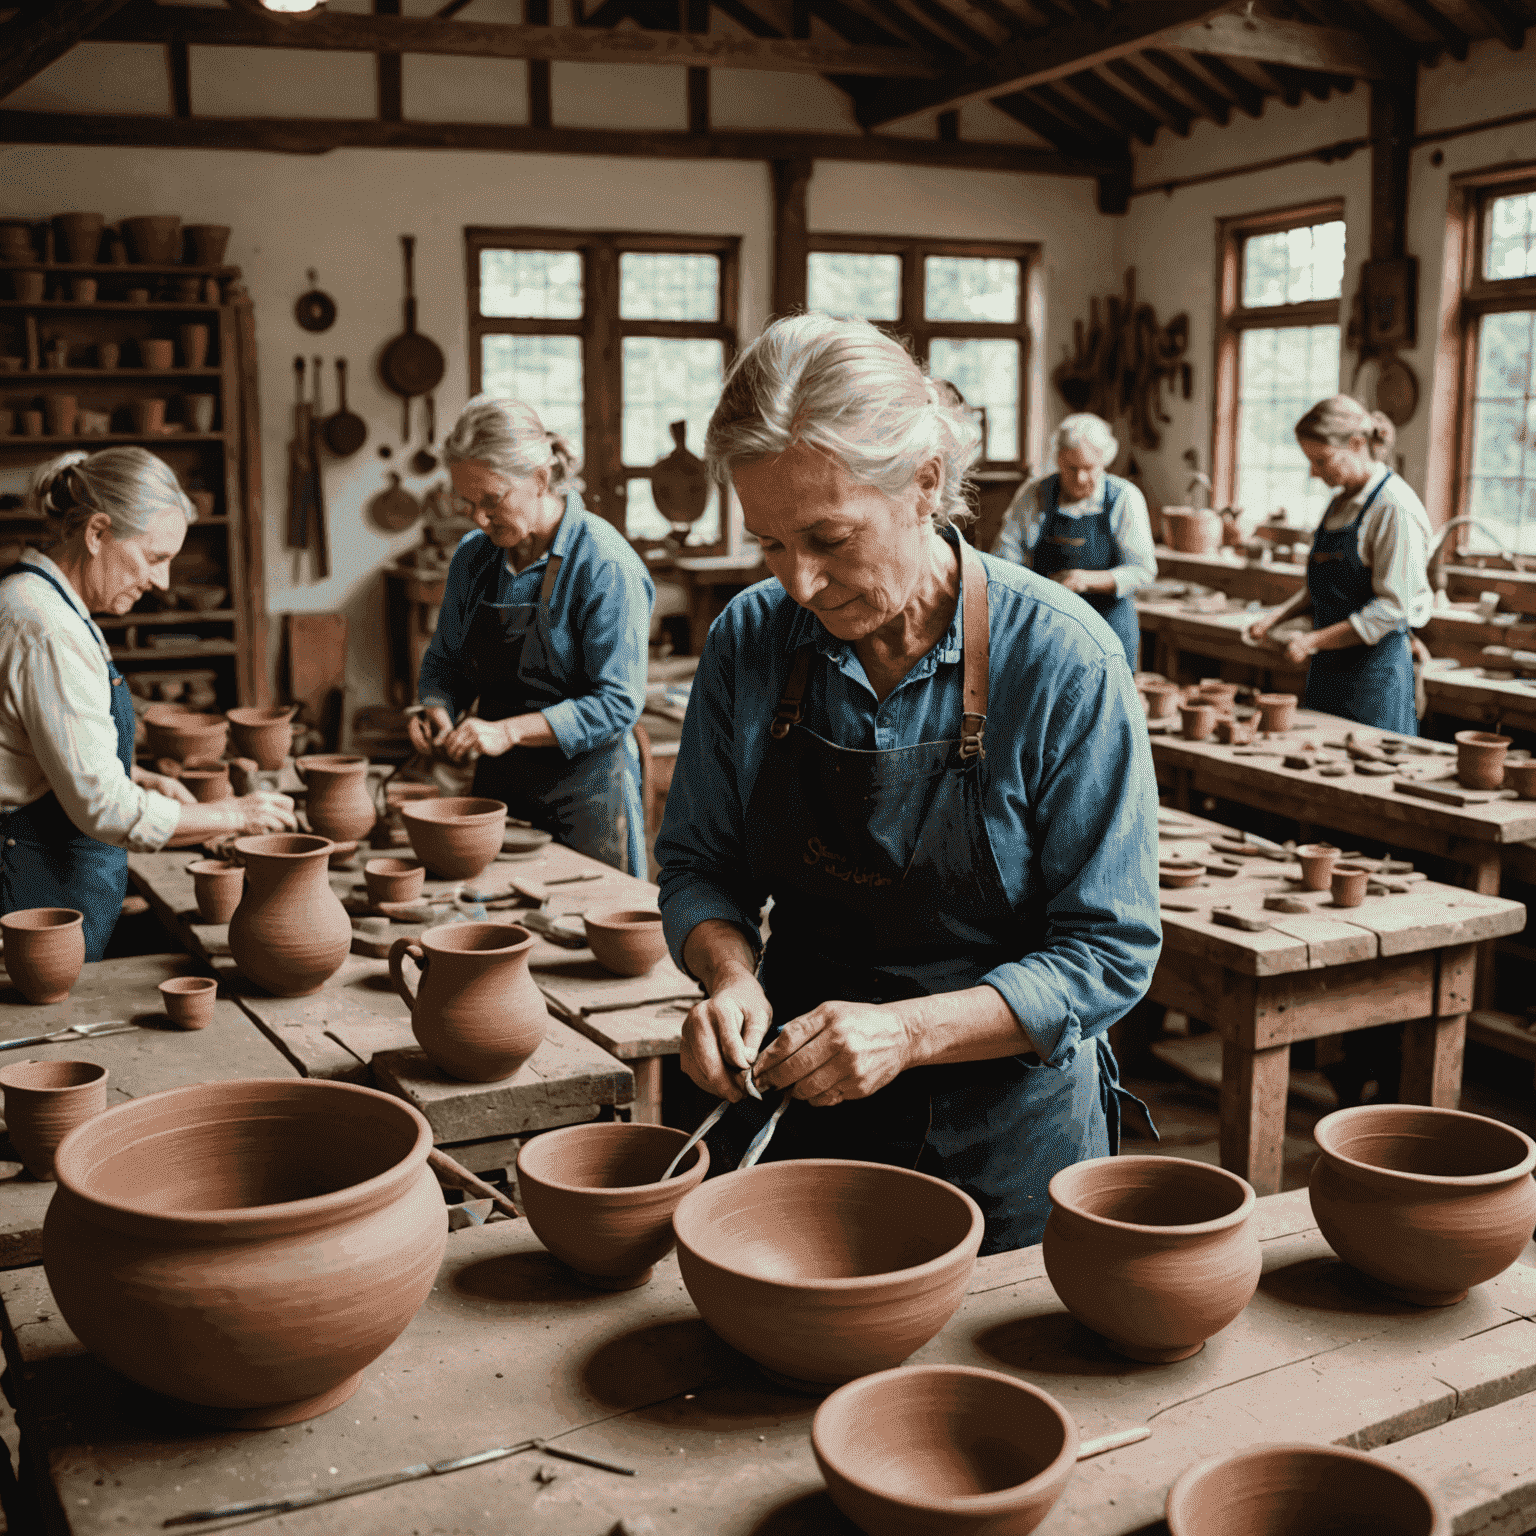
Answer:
1455, 730, 1511, 790
673, 1159, 984, 1388
364, 857, 425, 906
516, 1123, 709, 1290
1142, 683, 1181, 720
583, 908, 668, 976
1295, 843, 1338, 892
813, 1365, 1079, 1536
1167, 1442, 1448, 1536
158, 975, 217, 1030
0, 907, 85, 1005
1506, 759, 1536, 799
1043, 1155, 1261, 1363
1196, 681, 1238, 709
42, 1079, 447, 1427
1309, 1104, 1536, 1306
144, 711, 227, 766
1179, 703, 1217, 741
400, 796, 507, 880
1158, 861, 1204, 889
179, 765, 231, 803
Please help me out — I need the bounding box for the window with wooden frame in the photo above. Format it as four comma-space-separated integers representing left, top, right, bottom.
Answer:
1213, 203, 1346, 531
804, 235, 1037, 469
467, 228, 739, 550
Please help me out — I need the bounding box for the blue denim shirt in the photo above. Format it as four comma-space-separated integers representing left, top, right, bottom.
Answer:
654, 537, 1162, 1070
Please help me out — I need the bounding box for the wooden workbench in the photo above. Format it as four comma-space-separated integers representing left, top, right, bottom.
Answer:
4, 1187, 1535, 1535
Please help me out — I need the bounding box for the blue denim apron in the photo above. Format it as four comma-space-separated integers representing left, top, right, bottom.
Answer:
0, 563, 136, 962
1031, 474, 1142, 668
1303, 474, 1417, 736
707, 541, 1150, 1254
466, 550, 633, 872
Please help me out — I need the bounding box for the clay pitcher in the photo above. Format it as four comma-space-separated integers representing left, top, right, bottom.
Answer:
228, 835, 351, 997
389, 922, 545, 1083
295, 755, 375, 843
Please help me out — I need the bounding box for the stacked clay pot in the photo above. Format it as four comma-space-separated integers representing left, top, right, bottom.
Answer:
295, 755, 376, 843
1455, 730, 1511, 790
400, 796, 506, 880
227, 835, 351, 997
0, 907, 85, 1004
42, 1079, 447, 1426
0, 1059, 108, 1179
227, 706, 296, 771
583, 909, 668, 976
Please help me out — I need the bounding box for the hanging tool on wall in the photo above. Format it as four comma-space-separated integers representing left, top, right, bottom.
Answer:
287, 355, 313, 553
311, 355, 330, 578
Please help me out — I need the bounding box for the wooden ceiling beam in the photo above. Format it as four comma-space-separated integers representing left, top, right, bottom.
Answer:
1296, 0, 1421, 72
1155, 15, 1388, 78
1191, 53, 1264, 118
0, 0, 137, 102
873, 0, 997, 58
1030, 79, 1116, 140
1140, 46, 1230, 125
1065, 68, 1161, 145
989, 89, 1118, 158
837, 0, 966, 53
708, 0, 785, 38
1390, 0, 1469, 60
1102, 56, 1193, 134
1458, 0, 1528, 49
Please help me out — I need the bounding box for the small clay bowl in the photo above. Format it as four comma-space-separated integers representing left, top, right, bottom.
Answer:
1506, 760, 1536, 799
400, 796, 507, 880
1179, 703, 1217, 741
583, 909, 667, 976
1455, 729, 1511, 790
179, 765, 231, 803
158, 976, 217, 1031
1330, 863, 1370, 908
812, 1365, 1079, 1536
1215, 717, 1254, 745
1195, 681, 1238, 710
0, 1059, 109, 1180
364, 857, 425, 906
187, 858, 243, 924
1167, 1442, 1448, 1536
1256, 692, 1298, 733
0, 907, 85, 1004
1295, 842, 1338, 892
1158, 861, 1204, 889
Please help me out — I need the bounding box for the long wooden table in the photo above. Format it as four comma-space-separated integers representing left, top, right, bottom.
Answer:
4, 1187, 1535, 1534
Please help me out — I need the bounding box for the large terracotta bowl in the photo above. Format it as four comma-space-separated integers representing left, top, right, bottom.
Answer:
1166, 1443, 1448, 1536
673, 1159, 983, 1388
516, 1123, 708, 1290
813, 1365, 1078, 1536
400, 796, 507, 880
42, 1079, 447, 1427
583, 908, 668, 976
227, 705, 296, 770
1043, 1155, 1260, 1362
1309, 1104, 1536, 1306
143, 710, 228, 766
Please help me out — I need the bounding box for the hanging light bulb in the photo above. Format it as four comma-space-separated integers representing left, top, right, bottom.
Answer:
224, 0, 326, 15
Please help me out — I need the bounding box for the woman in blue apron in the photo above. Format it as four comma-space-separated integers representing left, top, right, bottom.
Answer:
408, 398, 654, 875
656, 317, 1162, 1256
992, 412, 1157, 668
1244, 397, 1431, 736
0, 451, 295, 962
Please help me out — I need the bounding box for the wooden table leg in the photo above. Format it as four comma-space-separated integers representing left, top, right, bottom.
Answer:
630, 1057, 663, 1125
1220, 1037, 1290, 1197
1460, 849, 1502, 1010
1400, 1014, 1466, 1108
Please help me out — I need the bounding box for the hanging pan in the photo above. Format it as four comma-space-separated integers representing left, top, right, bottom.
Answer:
380, 235, 444, 441
294, 269, 336, 333
324, 358, 367, 457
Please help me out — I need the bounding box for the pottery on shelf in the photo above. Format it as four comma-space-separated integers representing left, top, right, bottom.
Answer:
516, 1123, 709, 1290
158, 975, 217, 1030
1309, 1103, 1536, 1306
583, 908, 668, 976
52, 212, 104, 265
0, 1059, 108, 1180
1043, 1154, 1261, 1363
1506, 760, 1536, 800
13, 271, 45, 303
1215, 717, 1254, 746
177, 322, 209, 369
1455, 730, 1511, 790
1142, 683, 1181, 720
96, 342, 119, 370
1158, 861, 1204, 889
295, 754, 375, 843
139, 338, 175, 370
1179, 703, 1217, 741
43, 395, 77, 437
186, 394, 217, 434
187, 858, 244, 924
71, 278, 97, 303
813, 1365, 1079, 1536
42, 1079, 447, 1427
364, 857, 424, 907
1256, 693, 1298, 733
390, 922, 545, 1083
0, 907, 85, 1004
184, 224, 231, 266
400, 795, 507, 880
121, 215, 182, 265
1330, 863, 1370, 908
226, 705, 295, 770
21, 411, 43, 437
179, 764, 231, 803
143, 709, 227, 765
1166, 1442, 1448, 1536
1295, 842, 1339, 892
133, 398, 167, 435
228, 834, 351, 998
673, 1159, 984, 1388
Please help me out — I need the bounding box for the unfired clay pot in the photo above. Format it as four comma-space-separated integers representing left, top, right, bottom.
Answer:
516, 1123, 708, 1290
1215, 717, 1254, 746
1295, 843, 1339, 892
1330, 863, 1370, 908
226, 705, 295, 770
1196, 681, 1238, 710
143, 710, 227, 765
1158, 861, 1203, 889
1455, 730, 1511, 790
184, 224, 230, 266
389, 922, 545, 1083
158, 975, 216, 1030
188, 859, 243, 924
228, 835, 351, 998
177, 323, 209, 369
1043, 1155, 1261, 1363
42, 1079, 447, 1427
139, 338, 175, 369
1256, 693, 1298, 733
296, 755, 375, 843
1309, 1103, 1536, 1306
1179, 703, 1217, 741
0, 1059, 108, 1180
1166, 1442, 1448, 1536
1506, 760, 1536, 799
673, 1158, 984, 1388
179, 764, 231, 803
1161, 507, 1223, 555
364, 857, 424, 906
0, 907, 85, 1004
583, 909, 668, 976
1142, 682, 1181, 720
400, 796, 506, 880
121, 214, 181, 264
52, 212, 104, 265
813, 1365, 1078, 1536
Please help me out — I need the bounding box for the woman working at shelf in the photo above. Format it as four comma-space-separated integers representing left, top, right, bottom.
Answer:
0, 449, 295, 962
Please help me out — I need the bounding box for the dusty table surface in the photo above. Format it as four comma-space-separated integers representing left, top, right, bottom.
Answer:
4, 1188, 1536, 1535
0, 953, 297, 1268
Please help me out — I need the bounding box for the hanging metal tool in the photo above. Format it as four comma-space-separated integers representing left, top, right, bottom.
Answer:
286, 355, 312, 552
310, 355, 330, 578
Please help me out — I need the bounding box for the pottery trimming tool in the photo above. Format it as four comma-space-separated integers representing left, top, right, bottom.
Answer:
0, 1020, 137, 1052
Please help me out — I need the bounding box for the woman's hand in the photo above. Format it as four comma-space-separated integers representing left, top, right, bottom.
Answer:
1281, 632, 1314, 667
1051, 568, 1095, 594
138, 770, 195, 804
231, 791, 299, 836
439, 716, 514, 764
407, 706, 453, 756
1244, 613, 1275, 646
754, 1000, 914, 1107
680, 972, 774, 1102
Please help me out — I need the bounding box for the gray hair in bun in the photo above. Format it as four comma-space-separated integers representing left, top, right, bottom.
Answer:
442, 395, 584, 493
1294, 395, 1395, 463
28, 447, 195, 542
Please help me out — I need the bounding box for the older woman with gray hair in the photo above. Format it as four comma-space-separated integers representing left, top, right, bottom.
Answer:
408, 396, 654, 874
655, 315, 1161, 1255
0, 449, 295, 961
992, 412, 1156, 667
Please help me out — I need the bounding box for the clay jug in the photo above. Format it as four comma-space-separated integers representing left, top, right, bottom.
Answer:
389, 922, 545, 1083
296, 755, 375, 842
228, 835, 351, 997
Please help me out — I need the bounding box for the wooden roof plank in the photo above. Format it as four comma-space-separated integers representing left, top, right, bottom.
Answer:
988, 89, 1119, 157
1066, 67, 1162, 144
1103, 55, 1195, 135
1158, 14, 1388, 79
1190, 51, 1265, 116
1141, 45, 1231, 124
1390, 0, 1470, 59
0, 0, 137, 102
1459, 0, 1529, 48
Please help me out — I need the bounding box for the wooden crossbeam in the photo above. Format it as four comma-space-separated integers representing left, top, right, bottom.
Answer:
1141, 47, 1230, 125
0, 0, 137, 102
1156, 15, 1387, 79
1459, 0, 1528, 49
1192, 52, 1264, 118
1391, 0, 1470, 60
990, 89, 1121, 161
1101, 57, 1193, 136
1067, 68, 1161, 145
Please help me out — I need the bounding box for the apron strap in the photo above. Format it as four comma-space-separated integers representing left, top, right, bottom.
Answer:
539, 552, 563, 608
959, 540, 990, 761
769, 645, 813, 740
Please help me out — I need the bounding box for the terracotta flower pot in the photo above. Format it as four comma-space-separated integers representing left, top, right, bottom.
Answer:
1309, 1104, 1536, 1307
121, 215, 182, 265
1158, 861, 1203, 889
177, 322, 209, 369
1295, 843, 1339, 892
187, 858, 243, 924
1455, 730, 1511, 790
143, 711, 226, 765
813, 1365, 1078, 1536
1167, 1443, 1448, 1536
96, 341, 118, 370
364, 857, 424, 906
400, 796, 507, 881
674, 1158, 984, 1388
389, 922, 545, 1083
158, 975, 217, 1030
1506, 760, 1536, 799
1256, 693, 1298, 733
0, 907, 85, 1004
516, 1123, 709, 1290
70, 278, 97, 303
228, 834, 351, 998
1179, 703, 1217, 741
1330, 863, 1370, 908
295, 754, 375, 843
139, 338, 175, 369
1043, 1155, 1261, 1363
0, 1059, 108, 1180
179, 764, 231, 803
1215, 717, 1255, 746
226, 705, 295, 770
184, 224, 231, 267
1142, 683, 1181, 720
52, 212, 104, 265
583, 908, 668, 976
1160, 507, 1224, 555
42, 1079, 448, 1427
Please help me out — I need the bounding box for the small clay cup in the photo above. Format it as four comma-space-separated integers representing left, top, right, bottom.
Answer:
21, 410, 43, 438
177, 323, 210, 369
1179, 703, 1217, 741
1505, 760, 1536, 799
188, 859, 244, 924
13, 271, 45, 303
44, 395, 77, 437
1330, 863, 1370, 908
1295, 843, 1339, 892
812, 1365, 1079, 1536
139, 338, 175, 370
0, 1059, 108, 1180
180, 764, 231, 803
184, 224, 231, 266
96, 341, 119, 370
1256, 693, 1298, 733
1158, 861, 1204, 889
1167, 1442, 1448, 1536
1215, 717, 1254, 746
71, 278, 97, 303
0, 908, 85, 1004
583, 909, 668, 976
1455, 729, 1511, 790
126, 288, 150, 306
45, 341, 69, 371
364, 858, 425, 906
1142, 683, 1181, 720
1195, 680, 1238, 710
158, 975, 217, 1030
133, 398, 166, 435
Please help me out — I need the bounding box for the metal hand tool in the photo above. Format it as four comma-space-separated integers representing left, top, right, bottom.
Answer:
0, 1020, 137, 1053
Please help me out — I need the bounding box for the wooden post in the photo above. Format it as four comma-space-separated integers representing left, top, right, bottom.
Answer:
375, 0, 402, 123
1368, 75, 1416, 264
526, 0, 550, 130
1220, 1036, 1290, 1197
686, 0, 708, 135
771, 157, 812, 318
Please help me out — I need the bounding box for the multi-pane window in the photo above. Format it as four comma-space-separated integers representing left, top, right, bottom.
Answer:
468, 230, 738, 548
804, 237, 1036, 467
1214, 207, 1346, 530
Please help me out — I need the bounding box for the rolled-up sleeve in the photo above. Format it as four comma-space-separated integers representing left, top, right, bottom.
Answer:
1350, 494, 1433, 645
416, 544, 481, 716
1108, 482, 1158, 598
991, 479, 1044, 567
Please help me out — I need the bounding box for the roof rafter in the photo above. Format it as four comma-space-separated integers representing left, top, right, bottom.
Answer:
1191, 52, 1264, 118
1102, 55, 1193, 134
1065, 67, 1161, 144
1140, 46, 1230, 124
1389, 0, 1469, 60
1458, 0, 1528, 49
1153, 14, 1387, 79
990, 88, 1120, 158
0, 0, 137, 101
